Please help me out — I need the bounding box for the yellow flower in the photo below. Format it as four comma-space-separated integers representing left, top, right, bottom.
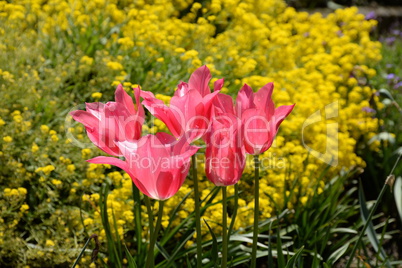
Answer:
45, 240, 55, 247
36, 165, 55, 175
107, 61, 124, 71
40, 125, 50, 134
80, 55, 94, 66
13, 115, 23, 123
51, 179, 62, 186
20, 204, 29, 212
91, 92, 103, 99
83, 218, 94, 226
67, 164, 76, 172
82, 148, 91, 158
3, 136, 12, 143
18, 187, 27, 195
51, 134, 59, 142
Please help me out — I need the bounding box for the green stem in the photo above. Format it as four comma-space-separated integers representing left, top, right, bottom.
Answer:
145, 196, 154, 268
153, 201, 165, 265
228, 184, 239, 243
71, 234, 97, 268
251, 154, 260, 268
345, 154, 401, 268
132, 182, 142, 258
192, 154, 203, 268
222, 187, 228, 268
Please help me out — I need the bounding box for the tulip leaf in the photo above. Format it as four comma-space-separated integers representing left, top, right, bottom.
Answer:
124, 244, 138, 268
378, 88, 396, 101
277, 227, 286, 267
203, 219, 218, 268
394, 176, 402, 223
326, 242, 349, 265
268, 221, 274, 268
285, 246, 304, 268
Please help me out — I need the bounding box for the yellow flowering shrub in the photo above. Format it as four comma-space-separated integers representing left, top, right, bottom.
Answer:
0, 0, 382, 266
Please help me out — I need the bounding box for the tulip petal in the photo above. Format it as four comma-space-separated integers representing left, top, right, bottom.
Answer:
141, 91, 183, 138
242, 108, 272, 154
156, 132, 177, 145
86, 156, 131, 179
70, 110, 98, 131
254, 83, 275, 119
236, 84, 255, 115
188, 65, 212, 97
175, 82, 189, 97
274, 104, 295, 130
214, 78, 224, 92
156, 171, 175, 200
213, 93, 235, 115
85, 102, 105, 119
115, 84, 136, 115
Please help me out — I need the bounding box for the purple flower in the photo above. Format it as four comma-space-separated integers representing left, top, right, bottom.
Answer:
386, 73, 396, 80
365, 11, 376, 20
394, 81, 402, 89
362, 107, 376, 113
386, 37, 396, 46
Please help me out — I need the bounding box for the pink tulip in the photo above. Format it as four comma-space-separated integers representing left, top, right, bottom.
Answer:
205, 94, 246, 186
236, 83, 295, 155
87, 134, 199, 200
140, 66, 222, 142
70, 85, 144, 156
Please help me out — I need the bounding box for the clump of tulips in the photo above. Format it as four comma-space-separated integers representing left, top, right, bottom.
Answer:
71, 66, 294, 267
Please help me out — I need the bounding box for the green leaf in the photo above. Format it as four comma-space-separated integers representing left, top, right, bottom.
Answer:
277, 227, 285, 267
358, 181, 389, 263
204, 219, 218, 268
378, 88, 396, 101
268, 221, 274, 268
100, 185, 122, 267
394, 176, 402, 223
285, 246, 304, 268
124, 244, 137, 268
327, 242, 350, 265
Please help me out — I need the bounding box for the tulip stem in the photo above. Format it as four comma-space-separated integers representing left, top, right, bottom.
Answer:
251, 154, 260, 268
228, 184, 238, 243
132, 182, 142, 258
144, 196, 154, 268
222, 186, 228, 268
192, 154, 202, 268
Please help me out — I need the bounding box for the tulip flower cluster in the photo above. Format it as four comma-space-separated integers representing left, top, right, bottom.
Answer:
71, 66, 294, 199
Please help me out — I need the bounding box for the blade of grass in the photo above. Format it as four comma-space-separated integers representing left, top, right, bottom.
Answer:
358, 180, 388, 261
345, 154, 401, 268
71, 234, 96, 268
